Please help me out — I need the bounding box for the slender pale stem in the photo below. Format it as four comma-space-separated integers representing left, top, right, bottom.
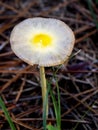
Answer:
40, 66, 48, 116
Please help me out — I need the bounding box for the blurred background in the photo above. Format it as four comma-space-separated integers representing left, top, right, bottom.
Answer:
0, 0, 98, 130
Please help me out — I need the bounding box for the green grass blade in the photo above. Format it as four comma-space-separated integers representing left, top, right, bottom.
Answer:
55, 80, 61, 129
43, 100, 47, 130
43, 81, 49, 130
87, 0, 98, 29
0, 97, 16, 130
48, 82, 61, 130
52, 67, 61, 129
47, 124, 57, 130
48, 82, 58, 120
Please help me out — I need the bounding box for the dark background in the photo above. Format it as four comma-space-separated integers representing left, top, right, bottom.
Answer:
0, 0, 98, 130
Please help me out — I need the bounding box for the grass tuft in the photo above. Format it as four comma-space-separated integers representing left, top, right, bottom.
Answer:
0, 97, 16, 130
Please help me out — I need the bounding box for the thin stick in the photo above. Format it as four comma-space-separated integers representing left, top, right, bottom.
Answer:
40, 66, 48, 116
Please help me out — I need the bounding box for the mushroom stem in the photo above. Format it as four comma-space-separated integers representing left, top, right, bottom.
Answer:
40, 66, 48, 117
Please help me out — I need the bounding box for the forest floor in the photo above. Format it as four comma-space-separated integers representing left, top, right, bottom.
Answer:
0, 0, 98, 130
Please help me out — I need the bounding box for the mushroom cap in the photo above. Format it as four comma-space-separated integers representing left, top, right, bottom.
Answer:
10, 17, 75, 67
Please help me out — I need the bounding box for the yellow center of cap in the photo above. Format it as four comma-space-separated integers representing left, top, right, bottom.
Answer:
32, 33, 52, 48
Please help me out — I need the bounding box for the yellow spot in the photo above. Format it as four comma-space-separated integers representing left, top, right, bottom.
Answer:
31, 33, 52, 48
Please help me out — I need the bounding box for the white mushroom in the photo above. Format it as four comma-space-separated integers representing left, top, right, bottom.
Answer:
10, 17, 75, 118
10, 17, 75, 67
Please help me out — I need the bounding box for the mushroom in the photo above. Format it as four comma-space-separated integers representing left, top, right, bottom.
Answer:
10, 17, 75, 117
